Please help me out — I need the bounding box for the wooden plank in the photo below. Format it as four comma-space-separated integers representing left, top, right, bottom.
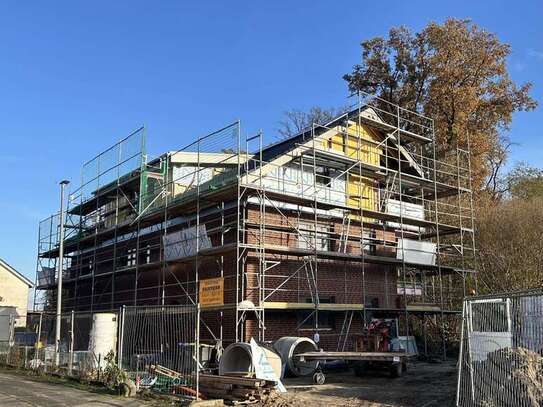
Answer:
151, 364, 182, 379
199, 384, 264, 401
197, 389, 243, 402
198, 382, 233, 391
199, 374, 273, 388
406, 304, 441, 312
245, 243, 459, 275
222, 371, 255, 378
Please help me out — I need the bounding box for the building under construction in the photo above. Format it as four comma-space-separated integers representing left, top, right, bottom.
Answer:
35, 92, 476, 355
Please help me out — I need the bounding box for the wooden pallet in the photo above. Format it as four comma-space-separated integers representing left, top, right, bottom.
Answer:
198, 374, 276, 403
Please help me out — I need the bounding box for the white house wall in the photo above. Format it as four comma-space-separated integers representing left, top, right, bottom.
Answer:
259, 164, 346, 206
172, 165, 214, 187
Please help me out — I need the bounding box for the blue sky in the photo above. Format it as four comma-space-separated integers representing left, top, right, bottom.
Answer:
0, 1, 541, 282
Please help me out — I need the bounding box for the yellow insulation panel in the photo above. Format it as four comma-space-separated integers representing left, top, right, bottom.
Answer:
345, 123, 381, 167
321, 122, 382, 218
347, 174, 378, 211
322, 123, 381, 166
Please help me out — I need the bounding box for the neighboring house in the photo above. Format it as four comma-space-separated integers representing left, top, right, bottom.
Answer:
0, 259, 33, 327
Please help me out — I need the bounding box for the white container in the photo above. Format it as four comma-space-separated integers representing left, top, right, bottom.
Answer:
88, 313, 117, 368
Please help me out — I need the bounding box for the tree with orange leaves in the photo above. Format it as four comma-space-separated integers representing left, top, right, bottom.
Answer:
343, 18, 537, 192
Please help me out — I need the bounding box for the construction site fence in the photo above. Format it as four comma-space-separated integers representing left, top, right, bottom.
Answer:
119, 304, 201, 399
1, 306, 202, 400
0, 343, 102, 380
0, 310, 116, 380
456, 289, 543, 407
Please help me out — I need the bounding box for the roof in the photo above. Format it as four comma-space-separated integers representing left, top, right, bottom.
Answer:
151, 107, 367, 171
0, 259, 33, 287
259, 105, 380, 164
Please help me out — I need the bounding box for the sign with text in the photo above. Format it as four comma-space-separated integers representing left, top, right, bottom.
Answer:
199, 277, 224, 307
250, 338, 286, 393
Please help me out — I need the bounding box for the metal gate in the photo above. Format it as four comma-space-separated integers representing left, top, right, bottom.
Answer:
456, 290, 543, 407
119, 305, 200, 399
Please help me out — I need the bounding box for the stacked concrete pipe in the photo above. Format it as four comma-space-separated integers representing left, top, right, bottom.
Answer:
273, 336, 319, 377
218, 342, 283, 379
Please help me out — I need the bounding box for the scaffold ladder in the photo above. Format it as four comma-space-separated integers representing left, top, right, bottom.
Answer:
304, 259, 319, 307
338, 212, 351, 253
380, 172, 397, 212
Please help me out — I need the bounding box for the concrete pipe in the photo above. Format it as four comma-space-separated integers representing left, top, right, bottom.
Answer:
219, 342, 283, 379
273, 336, 319, 377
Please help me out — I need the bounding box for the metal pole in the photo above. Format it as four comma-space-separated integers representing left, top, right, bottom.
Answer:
37, 312, 43, 346
118, 306, 125, 369
455, 300, 467, 406
55, 179, 70, 367
69, 310, 74, 375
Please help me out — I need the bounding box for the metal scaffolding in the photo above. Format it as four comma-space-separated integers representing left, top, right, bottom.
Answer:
34, 91, 476, 356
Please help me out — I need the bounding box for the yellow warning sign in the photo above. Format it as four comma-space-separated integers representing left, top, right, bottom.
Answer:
199, 277, 224, 307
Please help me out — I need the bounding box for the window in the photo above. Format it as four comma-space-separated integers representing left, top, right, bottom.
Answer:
315, 166, 330, 186
141, 245, 151, 264
81, 258, 93, 275
298, 296, 336, 330
298, 222, 330, 251
298, 311, 335, 330
397, 282, 423, 296
126, 248, 137, 267
470, 301, 510, 333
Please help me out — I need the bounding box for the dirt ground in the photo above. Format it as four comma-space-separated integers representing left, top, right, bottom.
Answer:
259, 359, 458, 407
0, 369, 153, 407
0, 360, 458, 407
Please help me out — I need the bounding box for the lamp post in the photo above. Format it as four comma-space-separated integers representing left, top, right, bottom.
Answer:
55, 180, 69, 367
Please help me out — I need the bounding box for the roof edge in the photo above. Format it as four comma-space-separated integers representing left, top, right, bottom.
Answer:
0, 259, 34, 287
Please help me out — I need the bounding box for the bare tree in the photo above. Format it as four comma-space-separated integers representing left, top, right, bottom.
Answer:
483, 136, 515, 201
277, 106, 347, 139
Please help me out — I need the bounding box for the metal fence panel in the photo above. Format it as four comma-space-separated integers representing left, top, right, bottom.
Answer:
1, 307, 200, 399
457, 290, 543, 407
120, 305, 200, 399
0, 311, 114, 380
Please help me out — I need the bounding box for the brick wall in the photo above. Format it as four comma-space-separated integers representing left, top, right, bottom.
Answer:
62, 200, 402, 346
